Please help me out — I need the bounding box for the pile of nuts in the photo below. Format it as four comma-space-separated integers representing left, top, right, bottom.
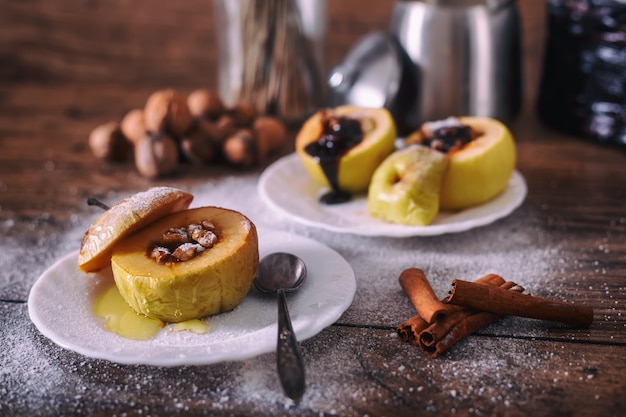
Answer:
88, 88, 288, 178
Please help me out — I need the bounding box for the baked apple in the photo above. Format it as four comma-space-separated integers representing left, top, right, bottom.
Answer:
78, 187, 193, 273
110, 206, 259, 322
367, 145, 448, 225
295, 106, 396, 202
406, 116, 516, 210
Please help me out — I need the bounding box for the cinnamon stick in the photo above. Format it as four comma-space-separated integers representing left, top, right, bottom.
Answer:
446, 279, 594, 327
412, 274, 507, 347
396, 272, 518, 356
418, 280, 525, 357
419, 280, 519, 348
471, 273, 507, 288
396, 315, 429, 346
421, 310, 502, 358
397, 273, 507, 340
399, 268, 448, 323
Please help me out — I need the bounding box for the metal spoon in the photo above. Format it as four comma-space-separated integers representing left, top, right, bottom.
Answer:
254, 252, 307, 403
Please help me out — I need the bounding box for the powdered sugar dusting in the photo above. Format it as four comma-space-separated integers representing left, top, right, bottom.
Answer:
2, 167, 621, 415
125, 186, 192, 214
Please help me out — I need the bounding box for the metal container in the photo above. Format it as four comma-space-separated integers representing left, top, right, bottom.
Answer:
537, 0, 626, 148
390, 0, 522, 128
213, 0, 326, 123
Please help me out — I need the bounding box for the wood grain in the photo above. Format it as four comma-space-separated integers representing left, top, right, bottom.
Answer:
1, 1, 625, 416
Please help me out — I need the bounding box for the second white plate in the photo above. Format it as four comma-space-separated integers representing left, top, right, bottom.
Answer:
258, 153, 527, 237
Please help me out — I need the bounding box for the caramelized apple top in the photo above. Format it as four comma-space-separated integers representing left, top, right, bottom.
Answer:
78, 186, 194, 273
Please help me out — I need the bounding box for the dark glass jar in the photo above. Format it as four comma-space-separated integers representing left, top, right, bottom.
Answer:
537, 0, 626, 147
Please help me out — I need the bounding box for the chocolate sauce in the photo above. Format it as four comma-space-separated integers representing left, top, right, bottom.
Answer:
418, 117, 474, 154
424, 125, 473, 154
304, 115, 364, 204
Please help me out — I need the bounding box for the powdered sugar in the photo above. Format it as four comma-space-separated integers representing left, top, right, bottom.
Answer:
1, 166, 621, 415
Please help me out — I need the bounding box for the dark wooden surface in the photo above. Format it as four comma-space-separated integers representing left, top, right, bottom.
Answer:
1, 1, 625, 416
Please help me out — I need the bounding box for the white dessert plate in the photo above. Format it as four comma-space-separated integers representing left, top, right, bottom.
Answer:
28, 228, 356, 366
258, 153, 527, 237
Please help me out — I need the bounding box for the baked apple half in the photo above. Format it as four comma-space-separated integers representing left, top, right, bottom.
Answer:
78, 187, 193, 273
367, 145, 449, 226
295, 106, 396, 198
110, 206, 259, 322
406, 116, 516, 210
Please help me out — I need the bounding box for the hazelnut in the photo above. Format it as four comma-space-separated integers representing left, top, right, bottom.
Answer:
187, 89, 225, 119
230, 101, 257, 127
88, 121, 132, 162
253, 116, 287, 161
134, 132, 179, 178
144, 89, 193, 139
222, 129, 257, 167
180, 120, 222, 164
194, 118, 224, 143
215, 114, 237, 141
120, 109, 146, 145
180, 134, 220, 165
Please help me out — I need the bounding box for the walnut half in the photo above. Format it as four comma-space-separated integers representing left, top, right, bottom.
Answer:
148, 221, 219, 265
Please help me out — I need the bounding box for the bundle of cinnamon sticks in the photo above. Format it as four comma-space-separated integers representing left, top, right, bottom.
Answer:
396, 268, 594, 358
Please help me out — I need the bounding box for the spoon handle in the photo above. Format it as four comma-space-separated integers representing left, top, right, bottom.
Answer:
276, 288, 306, 403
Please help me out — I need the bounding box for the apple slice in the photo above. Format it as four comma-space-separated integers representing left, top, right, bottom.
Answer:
367, 145, 449, 225
110, 206, 259, 322
78, 187, 193, 273
295, 106, 396, 196
406, 117, 516, 210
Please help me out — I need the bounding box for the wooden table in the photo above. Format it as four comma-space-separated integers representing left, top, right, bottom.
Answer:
1, 1, 625, 416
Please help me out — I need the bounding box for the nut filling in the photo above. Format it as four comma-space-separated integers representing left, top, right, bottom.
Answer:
148, 220, 219, 265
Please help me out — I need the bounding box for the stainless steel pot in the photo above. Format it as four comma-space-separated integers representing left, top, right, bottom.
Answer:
391, 0, 522, 128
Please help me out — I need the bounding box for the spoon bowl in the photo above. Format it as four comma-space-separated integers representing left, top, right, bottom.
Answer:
254, 252, 307, 403
254, 252, 307, 294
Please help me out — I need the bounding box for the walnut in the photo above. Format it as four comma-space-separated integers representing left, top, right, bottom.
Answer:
120, 109, 146, 145
88, 121, 132, 162
222, 129, 257, 167
215, 114, 237, 141
179, 118, 223, 164
160, 227, 191, 245
134, 132, 179, 179
230, 101, 257, 127
150, 246, 173, 264
187, 89, 225, 119
172, 243, 205, 262
144, 89, 193, 138
187, 223, 218, 247
221, 117, 287, 166
253, 116, 287, 161
149, 221, 220, 265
